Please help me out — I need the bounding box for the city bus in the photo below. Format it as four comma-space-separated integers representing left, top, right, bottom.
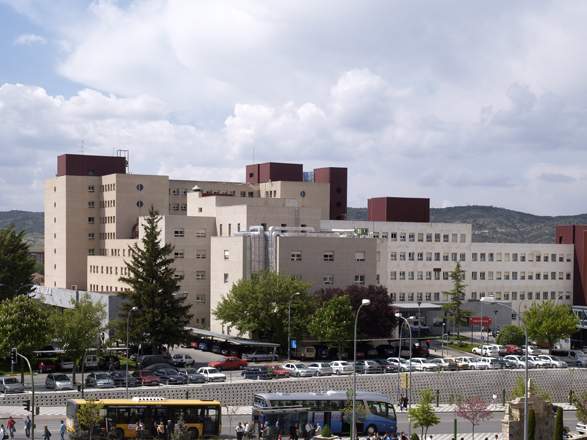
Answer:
66, 398, 221, 439
252, 391, 396, 436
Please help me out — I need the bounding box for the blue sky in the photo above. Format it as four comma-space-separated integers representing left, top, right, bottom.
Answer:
2, 1, 587, 215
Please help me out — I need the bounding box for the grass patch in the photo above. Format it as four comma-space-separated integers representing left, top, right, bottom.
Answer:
446, 342, 476, 353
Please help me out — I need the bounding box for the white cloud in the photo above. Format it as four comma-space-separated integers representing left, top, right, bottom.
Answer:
13, 33, 46, 46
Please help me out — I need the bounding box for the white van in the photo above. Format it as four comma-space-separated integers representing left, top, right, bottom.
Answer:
84, 355, 99, 369
550, 349, 587, 367
293, 346, 316, 360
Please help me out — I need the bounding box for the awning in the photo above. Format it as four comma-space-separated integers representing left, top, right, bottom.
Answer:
392, 303, 442, 310
185, 327, 279, 347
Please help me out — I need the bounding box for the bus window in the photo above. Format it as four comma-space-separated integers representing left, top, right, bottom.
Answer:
367, 401, 387, 417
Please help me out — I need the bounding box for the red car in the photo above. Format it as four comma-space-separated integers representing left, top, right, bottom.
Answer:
132, 371, 161, 386
208, 356, 248, 370
505, 345, 522, 355
270, 365, 290, 379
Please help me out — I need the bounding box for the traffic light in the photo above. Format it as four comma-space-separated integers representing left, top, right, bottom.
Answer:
23, 399, 30, 412
10, 348, 16, 364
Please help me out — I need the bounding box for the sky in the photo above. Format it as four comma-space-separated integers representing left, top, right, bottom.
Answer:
1, 1, 587, 215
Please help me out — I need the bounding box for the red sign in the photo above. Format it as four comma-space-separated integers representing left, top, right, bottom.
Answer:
469, 316, 492, 326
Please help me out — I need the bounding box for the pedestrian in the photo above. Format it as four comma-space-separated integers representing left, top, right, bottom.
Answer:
156, 421, 165, 440
59, 420, 66, 440
289, 423, 298, 440
136, 420, 145, 440
7, 416, 16, 440
315, 424, 321, 437
167, 420, 174, 439
244, 422, 253, 440
399, 395, 404, 410
494, 435, 499, 440
400, 431, 408, 440
304, 421, 313, 440
235, 422, 245, 440
0, 425, 6, 440
24, 417, 32, 439
43, 426, 51, 440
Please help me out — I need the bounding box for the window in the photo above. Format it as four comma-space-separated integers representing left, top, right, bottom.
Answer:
434, 252, 440, 261
354, 251, 366, 262
390, 232, 397, 241
417, 252, 423, 261
323, 275, 334, 286
399, 292, 406, 302
390, 252, 397, 261
512, 272, 518, 280
408, 233, 415, 242
390, 271, 397, 280
417, 233, 424, 242
88, 249, 95, 256
426, 271, 432, 280
452, 233, 458, 242
174, 250, 184, 259
408, 292, 414, 302
426, 233, 433, 242
354, 275, 365, 285
443, 253, 449, 262
426, 252, 432, 261
488, 253, 494, 262
399, 252, 406, 261
195, 271, 206, 280
417, 271, 423, 280
399, 271, 406, 280
88, 201, 95, 208
219, 224, 223, 236
223, 273, 229, 284
471, 292, 477, 300
512, 253, 518, 262
290, 251, 302, 262
381, 232, 388, 239
174, 229, 185, 238
443, 234, 449, 243
88, 185, 95, 192
195, 229, 206, 238
460, 253, 466, 262
408, 272, 415, 280
451, 253, 457, 262
434, 292, 440, 301
399, 233, 406, 242
480, 272, 486, 280
460, 233, 466, 243
442, 272, 449, 280
480, 253, 486, 262
551, 253, 557, 262
471, 272, 477, 280
472, 253, 478, 262
408, 252, 415, 261
425, 292, 432, 301
323, 251, 334, 262
520, 253, 526, 262
88, 217, 95, 224
196, 249, 206, 259
88, 233, 95, 240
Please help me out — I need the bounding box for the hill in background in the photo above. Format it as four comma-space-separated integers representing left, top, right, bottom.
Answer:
2, 206, 587, 246
347, 205, 587, 243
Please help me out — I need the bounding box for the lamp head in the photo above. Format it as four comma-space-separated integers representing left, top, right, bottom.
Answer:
294, 292, 301, 296
131, 306, 138, 312
408, 316, 416, 320
394, 312, 401, 318
361, 299, 371, 306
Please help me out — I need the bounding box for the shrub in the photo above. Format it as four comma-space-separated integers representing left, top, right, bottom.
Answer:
321, 424, 332, 437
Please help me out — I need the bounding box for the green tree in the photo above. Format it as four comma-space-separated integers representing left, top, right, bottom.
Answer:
496, 324, 525, 347
0, 226, 36, 301
442, 263, 470, 338
573, 392, 587, 424
510, 377, 551, 401
528, 408, 536, 440
51, 294, 105, 383
0, 296, 52, 380
308, 295, 353, 356
523, 301, 578, 349
408, 389, 440, 439
118, 207, 192, 350
77, 400, 103, 440
214, 271, 313, 347
553, 406, 563, 440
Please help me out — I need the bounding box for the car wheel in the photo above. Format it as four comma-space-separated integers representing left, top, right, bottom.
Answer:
366, 425, 377, 435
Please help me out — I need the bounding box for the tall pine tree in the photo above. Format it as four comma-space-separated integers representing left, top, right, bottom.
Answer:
0, 226, 36, 301
442, 263, 470, 338
119, 207, 192, 350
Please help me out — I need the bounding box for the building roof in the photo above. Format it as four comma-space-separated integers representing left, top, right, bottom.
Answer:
186, 327, 279, 347
393, 302, 442, 310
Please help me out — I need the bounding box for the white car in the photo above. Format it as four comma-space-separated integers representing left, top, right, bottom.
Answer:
538, 355, 567, 368
307, 362, 333, 376
196, 367, 226, 382
489, 344, 506, 356
282, 363, 316, 377
330, 361, 354, 375
454, 356, 488, 370
410, 358, 439, 371
472, 345, 499, 357
522, 345, 540, 355
528, 355, 551, 368
504, 355, 525, 368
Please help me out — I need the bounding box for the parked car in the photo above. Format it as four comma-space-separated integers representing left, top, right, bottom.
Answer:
177, 368, 206, 383
504, 345, 523, 355
503, 355, 525, 369
550, 350, 587, 367
131, 370, 160, 386
0, 377, 25, 393
522, 345, 540, 355
478, 357, 508, 370
242, 366, 273, 380
489, 344, 507, 356
374, 359, 399, 373
528, 355, 551, 368
85, 372, 115, 389
454, 356, 488, 370
306, 362, 333, 376
45, 373, 74, 390
354, 360, 383, 374
330, 360, 354, 375
241, 351, 278, 362
196, 367, 227, 382
110, 371, 140, 387
472, 345, 499, 357
269, 365, 291, 379
208, 356, 248, 370
281, 363, 316, 377
428, 358, 458, 371
410, 358, 440, 372
139, 354, 173, 369
538, 355, 568, 368
152, 368, 188, 385
171, 353, 195, 367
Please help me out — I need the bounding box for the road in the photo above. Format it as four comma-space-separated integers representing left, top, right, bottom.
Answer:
0, 411, 579, 439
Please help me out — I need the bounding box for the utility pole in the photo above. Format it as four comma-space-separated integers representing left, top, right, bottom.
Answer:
14, 349, 35, 440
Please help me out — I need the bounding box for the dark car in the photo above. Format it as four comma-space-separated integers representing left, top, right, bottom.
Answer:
242, 366, 272, 380
177, 368, 206, 384
110, 371, 139, 387
139, 354, 172, 369
374, 359, 398, 373
142, 362, 176, 372
132, 370, 160, 386
355, 360, 384, 374
152, 368, 188, 385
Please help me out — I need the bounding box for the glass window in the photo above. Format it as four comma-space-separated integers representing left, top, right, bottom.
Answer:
354, 251, 366, 262
290, 251, 302, 262
323, 251, 335, 262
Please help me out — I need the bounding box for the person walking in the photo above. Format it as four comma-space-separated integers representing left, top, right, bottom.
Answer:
59, 420, 66, 440
42, 426, 52, 440
235, 422, 245, 440
156, 421, 165, 440
24, 417, 32, 439
136, 420, 145, 440
7, 416, 16, 440
0, 424, 7, 440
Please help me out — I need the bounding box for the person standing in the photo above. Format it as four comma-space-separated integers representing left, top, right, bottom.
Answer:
235, 422, 245, 440
0, 424, 6, 440
42, 426, 52, 440
7, 417, 15, 439
59, 421, 66, 440
24, 417, 32, 439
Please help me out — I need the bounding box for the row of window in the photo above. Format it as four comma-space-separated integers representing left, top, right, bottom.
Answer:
471, 252, 571, 263
98, 200, 116, 208
389, 290, 572, 303
390, 251, 466, 262
170, 188, 190, 196
171, 229, 208, 238
372, 231, 467, 243
390, 270, 451, 281
170, 203, 187, 212
89, 265, 130, 276
87, 216, 117, 224
290, 250, 364, 262
471, 271, 572, 281
316, 274, 366, 286
218, 223, 242, 236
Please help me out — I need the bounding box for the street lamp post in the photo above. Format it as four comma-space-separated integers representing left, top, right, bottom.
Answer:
417, 300, 422, 339
287, 292, 300, 361
126, 306, 139, 398
441, 323, 446, 357
493, 310, 498, 338
482, 297, 528, 440
396, 313, 414, 436
351, 299, 371, 440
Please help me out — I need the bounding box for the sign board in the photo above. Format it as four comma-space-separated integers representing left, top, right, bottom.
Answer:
469, 316, 492, 326
290, 339, 297, 349
400, 372, 410, 389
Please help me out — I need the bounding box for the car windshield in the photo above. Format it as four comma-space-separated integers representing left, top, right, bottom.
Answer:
185, 368, 197, 374
4, 378, 18, 384
164, 369, 177, 374
296, 364, 307, 369
95, 374, 110, 379
54, 375, 69, 381
207, 368, 219, 374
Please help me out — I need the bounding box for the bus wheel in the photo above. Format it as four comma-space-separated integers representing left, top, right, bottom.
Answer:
366, 425, 377, 435
188, 428, 199, 439
115, 428, 125, 440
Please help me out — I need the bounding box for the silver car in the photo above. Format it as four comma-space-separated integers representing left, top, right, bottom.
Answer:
85, 372, 115, 388
0, 377, 25, 394
46, 374, 74, 390
307, 362, 333, 376
281, 363, 316, 377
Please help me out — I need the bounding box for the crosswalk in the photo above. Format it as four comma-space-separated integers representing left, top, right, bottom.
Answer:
422, 433, 498, 440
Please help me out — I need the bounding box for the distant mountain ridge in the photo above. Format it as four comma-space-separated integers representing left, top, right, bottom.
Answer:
347, 205, 587, 243
2, 206, 587, 245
